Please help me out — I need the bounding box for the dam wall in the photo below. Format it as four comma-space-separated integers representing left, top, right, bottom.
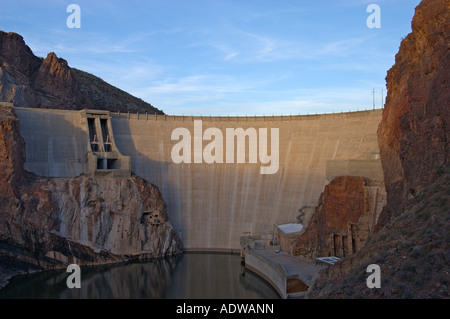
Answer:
15, 107, 383, 251
16, 108, 89, 177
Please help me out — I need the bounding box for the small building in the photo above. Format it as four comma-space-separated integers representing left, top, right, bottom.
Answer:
316, 256, 340, 268
277, 223, 303, 253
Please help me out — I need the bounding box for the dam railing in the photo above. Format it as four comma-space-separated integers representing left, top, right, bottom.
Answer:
111, 109, 382, 122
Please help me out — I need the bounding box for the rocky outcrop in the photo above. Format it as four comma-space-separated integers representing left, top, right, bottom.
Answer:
306, 171, 449, 299
292, 176, 385, 261
376, 0, 449, 225
0, 32, 41, 78
0, 31, 163, 114
3, 174, 183, 263
306, 0, 449, 298
31, 52, 90, 110
0, 105, 182, 281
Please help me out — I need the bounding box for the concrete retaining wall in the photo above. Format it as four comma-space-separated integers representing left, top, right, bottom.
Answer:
245, 249, 287, 299
15, 108, 383, 251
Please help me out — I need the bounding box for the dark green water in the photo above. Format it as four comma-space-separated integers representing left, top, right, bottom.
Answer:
0, 253, 279, 299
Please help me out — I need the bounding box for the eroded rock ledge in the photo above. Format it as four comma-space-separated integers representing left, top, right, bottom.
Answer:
292, 176, 386, 261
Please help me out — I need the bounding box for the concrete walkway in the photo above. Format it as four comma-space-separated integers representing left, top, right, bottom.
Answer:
251, 249, 317, 286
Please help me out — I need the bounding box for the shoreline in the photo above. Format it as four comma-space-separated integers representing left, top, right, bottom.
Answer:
0, 267, 29, 291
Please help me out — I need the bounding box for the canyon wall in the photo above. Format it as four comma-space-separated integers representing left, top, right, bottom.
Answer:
376, 0, 449, 225
307, 0, 449, 298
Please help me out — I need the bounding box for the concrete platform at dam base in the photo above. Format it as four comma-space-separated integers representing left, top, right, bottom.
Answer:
241, 237, 317, 299
13, 106, 384, 253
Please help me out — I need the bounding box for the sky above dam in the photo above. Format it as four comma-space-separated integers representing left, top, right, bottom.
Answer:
0, 0, 421, 116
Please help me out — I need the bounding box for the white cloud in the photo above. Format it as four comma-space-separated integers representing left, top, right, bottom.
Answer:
316, 37, 366, 57
134, 78, 381, 116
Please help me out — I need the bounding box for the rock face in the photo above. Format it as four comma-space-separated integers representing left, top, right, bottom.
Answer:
14, 175, 183, 261
0, 106, 25, 218
291, 176, 385, 261
306, 171, 449, 299
0, 107, 24, 182
376, 0, 449, 225
0, 105, 182, 275
306, 0, 449, 298
31, 52, 89, 110
0, 31, 163, 114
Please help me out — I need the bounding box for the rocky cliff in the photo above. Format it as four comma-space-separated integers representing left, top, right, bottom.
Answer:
306, 0, 449, 298
292, 176, 385, 261
376, 0, 449, 225
0, 31, 163, 114
0, 105, 182, 288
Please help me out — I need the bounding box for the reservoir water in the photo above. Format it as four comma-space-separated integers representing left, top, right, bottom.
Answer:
0, 253, 279, 299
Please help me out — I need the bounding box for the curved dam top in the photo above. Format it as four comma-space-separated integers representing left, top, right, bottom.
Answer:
15, 107, 383, 252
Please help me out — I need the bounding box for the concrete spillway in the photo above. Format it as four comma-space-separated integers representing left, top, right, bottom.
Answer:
15, 107, 383, 252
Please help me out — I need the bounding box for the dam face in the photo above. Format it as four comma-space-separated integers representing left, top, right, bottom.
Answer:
15, 108, 383, 251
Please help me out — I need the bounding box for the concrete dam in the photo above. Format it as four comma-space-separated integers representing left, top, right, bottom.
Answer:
14, 107, 383, 252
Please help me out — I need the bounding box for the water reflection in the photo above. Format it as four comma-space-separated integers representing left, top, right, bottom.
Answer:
0, 253, 279, 299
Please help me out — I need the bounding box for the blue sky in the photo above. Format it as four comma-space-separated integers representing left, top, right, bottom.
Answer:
0, 0, 421, 115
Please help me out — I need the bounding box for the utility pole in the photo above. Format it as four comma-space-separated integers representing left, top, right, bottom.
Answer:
372, 88, 376, 110
381, 88, 384, 108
